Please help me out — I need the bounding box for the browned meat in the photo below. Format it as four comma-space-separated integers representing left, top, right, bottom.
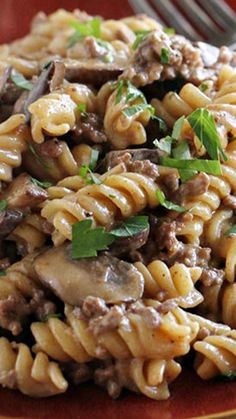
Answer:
110, 226, 150, 258
84, 37, 111, 60
72, 113, 107, 144
173, 173, 210, 204
223, 195, 236, 210
64, 59, 123, 86
200, 268, 224, 287
1, 173, 48, 209
128, 303, 162, 328
100, 149, 161, 172
121, 30, 236, 86
165, 243, 211, 267
94, 362, 121, 399
0, 294, 30, 335
81, 296, 109, 319
0, 209, 24, 239
37, 138, 63, 158
34, 246, 144, 305
62, 362, 94, 385
89, 306, 124, 337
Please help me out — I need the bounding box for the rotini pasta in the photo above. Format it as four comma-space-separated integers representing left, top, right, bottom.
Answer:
1, 5, 236, 403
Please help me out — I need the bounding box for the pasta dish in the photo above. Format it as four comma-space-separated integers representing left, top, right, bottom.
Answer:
0, 8, 235, 400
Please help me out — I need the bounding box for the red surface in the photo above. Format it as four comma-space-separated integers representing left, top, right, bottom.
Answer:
0, 0, 236, 418
0, 0, 235, 44
0, 368, 236, 419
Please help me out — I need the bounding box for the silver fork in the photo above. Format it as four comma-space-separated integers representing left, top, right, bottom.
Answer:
129, 0, 236, 47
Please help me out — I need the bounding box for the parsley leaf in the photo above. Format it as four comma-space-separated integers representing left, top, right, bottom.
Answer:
225, 225, 236, 236
160, 48, 169, 64
122, 103, 155, 118
187, 108, 227, 161
43, 313, 63, 322
89, 149, 99, 171
72, 219, 114, 259
132, 30, 151, 50
153, 136, 173, 154
172, 141, 196, 181
172, 116, 185, 140
78, 103, 86, 113
11, 72, 33, 91
28, 143, 51, 170
0, 200, 8, 212
160, 156, 222, 175
68, 17, 101, 47
0, 271, 6, 277
31, 177, 52, 189
111, 216, 149, 237
199, 83, 208, 93
96, 39, 114, 62
79, 165, 101, 185
219, 372, 236, 381
156, 188, 186, 212
164, 27, 175, 34
114, 80, 144, 105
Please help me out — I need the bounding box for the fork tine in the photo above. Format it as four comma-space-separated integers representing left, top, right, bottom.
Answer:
152, 0, 202, 40
128, 0, 165, 25
198, 0, 236, 30
175, 0, 221, 39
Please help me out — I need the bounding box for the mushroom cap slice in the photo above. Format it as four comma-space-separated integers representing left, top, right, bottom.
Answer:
33, 245, 144, 305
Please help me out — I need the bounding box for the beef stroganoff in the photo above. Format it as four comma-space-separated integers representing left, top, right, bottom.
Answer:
0, 8, 235, 400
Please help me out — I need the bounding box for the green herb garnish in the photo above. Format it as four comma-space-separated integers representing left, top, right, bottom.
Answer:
72, 219, 114, 258
225, 225, 236, 236
164, 27, 175, 35
28, 143, 51, 170
11, 72, 33, 91
72, 216, 150, 259
160, 156, 222, 175
79, 165, 101, 185
160, 47, 169, 64
31, 177, 52, 189
156, 188, 186, 212
43, 313, 63, 322
78, 103, 86, 113
96, 39, 114, 62
172, 116, 185, 140
122, 103, 155, 118
219, 372, 236, 381
187, 108, 227, 161
0, 200, 8, 212
0, 271, 6, 277
115, 80, 145, 105
132, 30, 151, 50
172, 141, 196, 181
89, 149, 99, 171
68, 18, 101, 47
111, 215, 149, 237
199, 83, 208, 93
153, 136, 173, 154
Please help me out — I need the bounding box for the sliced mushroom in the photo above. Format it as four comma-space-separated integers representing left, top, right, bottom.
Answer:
110, 227, 150, 258
1, 173, 48, 209
34, 245, 144, 305
64, 59, 124, 86
99, 148, 162, 172
0, 209, 24, 239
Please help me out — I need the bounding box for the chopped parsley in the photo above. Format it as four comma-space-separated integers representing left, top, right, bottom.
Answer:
225, 225, 236, 236
30, 177, 52, 189
72, 216, 150, 259
187, 108, 227, 161
172, 116, 185, 140
79, 165, 101, 185
43, 313, 63, 322
68, 18, 101, 47
28, 143, 51, 170
164, 27, 175, 35
89, 149, 99, 171
160, 47, 169, 64
199, 83, 208, 93
156, 188, 186, 212
132, 30, 151, 50
160, 156, 222, 176
0, 200, 8, 212
110, 215, 149, 237
0, 271, 6, 277
114, 80, 145, 105
153, 136, 173, 154
11, 72, 33, 91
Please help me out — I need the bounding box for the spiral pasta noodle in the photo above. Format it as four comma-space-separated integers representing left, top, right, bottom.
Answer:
95, 358, 181, 400
0, 337, 68, 397
41, 171, 159, 245
134, 260, 203, 308
194, 332, 236, 380
0, 114, 28, 183
31, 302, 199, 363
